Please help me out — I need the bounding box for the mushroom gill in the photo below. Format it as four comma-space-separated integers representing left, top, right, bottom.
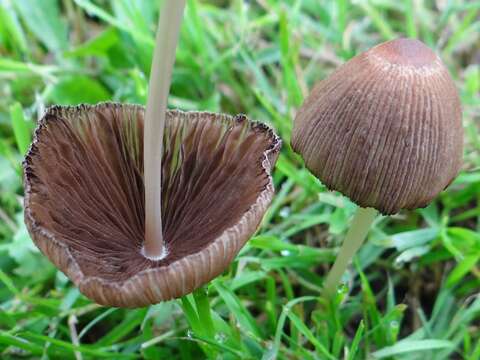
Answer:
24, 103, 280, 307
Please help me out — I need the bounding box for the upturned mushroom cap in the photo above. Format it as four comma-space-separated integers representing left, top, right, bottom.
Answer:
292, 38, 463, 214
24, 103, 280, 307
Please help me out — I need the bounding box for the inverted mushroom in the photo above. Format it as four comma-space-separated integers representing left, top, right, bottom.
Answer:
23, 1, 281, 307
291, 38, 463, 294
24, 104, 280, 307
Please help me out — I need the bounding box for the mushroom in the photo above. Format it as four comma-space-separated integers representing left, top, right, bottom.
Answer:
24, 105, 280, 307
291, 38, 463, 294
23, 1, 281, 307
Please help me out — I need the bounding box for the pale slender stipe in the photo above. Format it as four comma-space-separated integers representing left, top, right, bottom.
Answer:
143, 0, 186, 260
323, 207, 378, 296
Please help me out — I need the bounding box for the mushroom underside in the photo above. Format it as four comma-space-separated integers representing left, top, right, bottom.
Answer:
24, 103, 280, 306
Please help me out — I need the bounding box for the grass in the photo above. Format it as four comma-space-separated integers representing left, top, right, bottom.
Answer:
0, 0, 479, 359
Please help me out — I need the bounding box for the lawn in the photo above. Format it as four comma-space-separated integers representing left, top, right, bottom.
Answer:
0, 0, 479, 359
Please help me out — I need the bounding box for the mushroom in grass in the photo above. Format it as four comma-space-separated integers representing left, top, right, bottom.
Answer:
23, 1, 281, 307
291, 38, 463, 295
24, 105, 280, 307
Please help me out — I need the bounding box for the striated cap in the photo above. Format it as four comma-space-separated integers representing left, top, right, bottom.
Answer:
24, 103, 281, 307
292, 38, 463, 214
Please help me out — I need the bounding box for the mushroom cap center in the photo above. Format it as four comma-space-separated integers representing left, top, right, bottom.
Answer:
371, 38, 438, 68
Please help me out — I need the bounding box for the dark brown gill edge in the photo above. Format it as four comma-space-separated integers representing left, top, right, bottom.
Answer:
23, 102, 281, 308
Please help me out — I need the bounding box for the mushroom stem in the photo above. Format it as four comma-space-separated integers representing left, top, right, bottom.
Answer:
143, 0, 186, 260
323, 207, 378, 296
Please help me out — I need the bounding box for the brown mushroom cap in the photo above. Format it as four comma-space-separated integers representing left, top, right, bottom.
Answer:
24, 103, 280, 307
292, 38, 463, 214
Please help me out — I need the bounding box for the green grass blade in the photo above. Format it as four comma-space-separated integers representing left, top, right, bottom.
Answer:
348, 320, 365, 360
372, 339, 454, 358
404, 0, 417, 38
9, 103, 31, 155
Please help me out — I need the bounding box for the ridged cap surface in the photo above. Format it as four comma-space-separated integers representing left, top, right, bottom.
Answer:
292, 38, 463, 214
24, 103, 281, 307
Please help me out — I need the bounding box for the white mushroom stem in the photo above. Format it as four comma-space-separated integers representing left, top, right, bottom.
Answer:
143, 0, 186, 260
323, 207, 378, 296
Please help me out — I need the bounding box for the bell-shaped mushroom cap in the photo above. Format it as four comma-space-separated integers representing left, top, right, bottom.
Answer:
292, 38, 463, 214
24, 103, 281, 307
